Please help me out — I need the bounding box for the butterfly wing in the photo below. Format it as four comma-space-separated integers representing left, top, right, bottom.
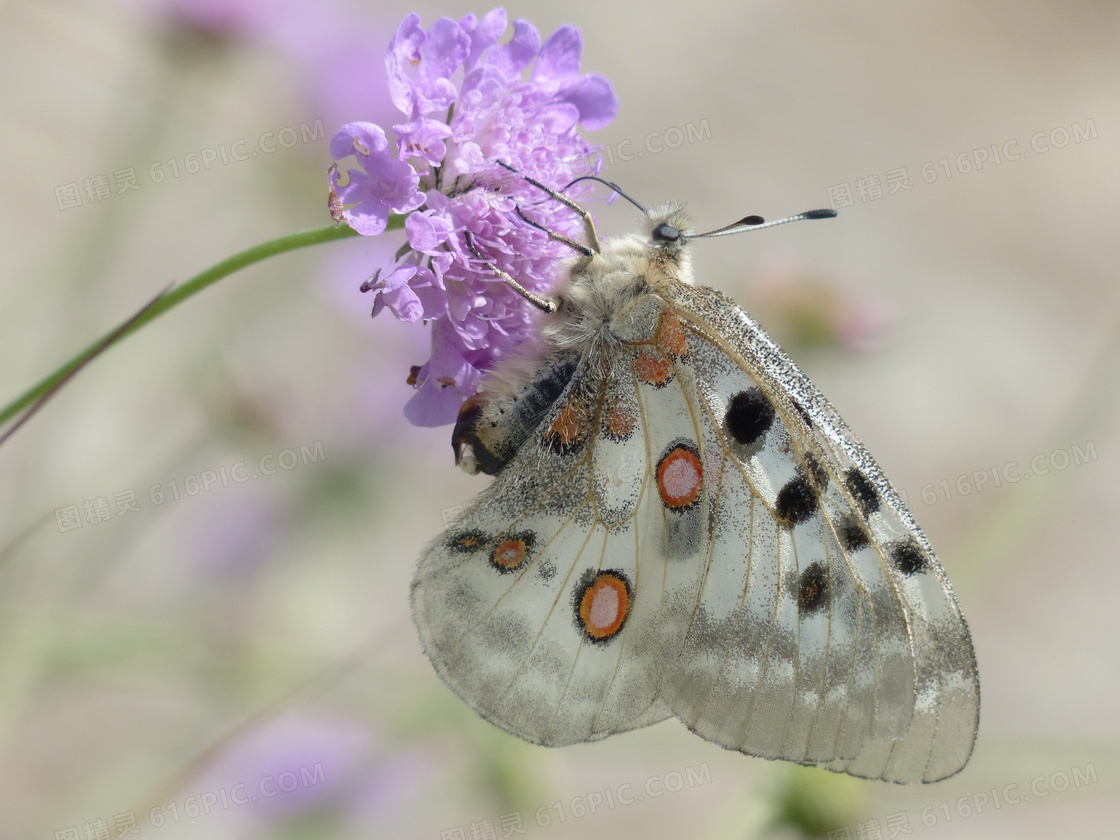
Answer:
655, 282, 979, 782
410, 353, 675, 746
412, 280, 978, 783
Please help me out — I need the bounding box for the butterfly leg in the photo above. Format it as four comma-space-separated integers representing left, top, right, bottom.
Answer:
514, 206, 594, 260
462, 231, 558, 314
497, 160, 601, 255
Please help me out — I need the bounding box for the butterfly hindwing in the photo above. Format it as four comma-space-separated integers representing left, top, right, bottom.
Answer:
411, 357, 672, 746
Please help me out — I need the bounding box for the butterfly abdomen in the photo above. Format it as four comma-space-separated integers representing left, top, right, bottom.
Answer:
452, 353, 582, 475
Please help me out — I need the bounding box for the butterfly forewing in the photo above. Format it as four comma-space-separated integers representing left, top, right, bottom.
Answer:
664, 283, 979, 781
632, 305, 893, 769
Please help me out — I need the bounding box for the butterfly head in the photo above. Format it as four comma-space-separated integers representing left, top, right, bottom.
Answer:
647, 204, 692, 238
643, 204, 695, 262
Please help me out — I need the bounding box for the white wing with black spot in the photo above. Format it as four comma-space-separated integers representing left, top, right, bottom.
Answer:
658, 283, 979, 783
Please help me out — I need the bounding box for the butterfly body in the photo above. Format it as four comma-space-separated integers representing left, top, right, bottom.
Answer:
411, 204, 979, 783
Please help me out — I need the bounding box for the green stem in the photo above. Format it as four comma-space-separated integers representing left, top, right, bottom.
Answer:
1, 219, 398, 429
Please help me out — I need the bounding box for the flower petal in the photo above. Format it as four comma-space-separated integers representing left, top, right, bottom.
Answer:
386, 13, 426, 114
462, 7, 507, 71
394, 118, 453, 166
423, 17, 471, 80
559, 74, 618, 130
403, 379, 467, 427
534, 25, 582, 81
405, 211, 452, 253
381, 282, 425, 322
330, 122, 389, 160
488, 19, 540, 74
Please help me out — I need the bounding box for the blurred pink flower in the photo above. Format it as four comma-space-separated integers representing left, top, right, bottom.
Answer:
748, 263, 894, 354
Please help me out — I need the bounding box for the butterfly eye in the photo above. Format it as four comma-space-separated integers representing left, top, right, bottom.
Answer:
651, 222, 680, 242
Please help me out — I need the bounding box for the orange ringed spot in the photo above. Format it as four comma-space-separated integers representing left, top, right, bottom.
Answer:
489, 532, 534, 573
576, 571, 631, 642
604, 402, 636, 440
634, 349, 672, 387
657, 443, 703, 509
656, 311, 689, 357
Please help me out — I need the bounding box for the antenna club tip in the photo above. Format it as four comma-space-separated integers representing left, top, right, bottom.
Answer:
805, 208, 838, 219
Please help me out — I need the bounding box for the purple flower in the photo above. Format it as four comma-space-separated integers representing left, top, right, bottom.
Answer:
329, 9, 617, 426
196, 712, 373, 820
330, 123, 425, 235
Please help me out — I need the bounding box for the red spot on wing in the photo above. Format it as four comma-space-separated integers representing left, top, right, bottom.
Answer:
578, 572, 631, 640
545, 400, 588, 448
604, 401, 636, 440
634, 349, 672, 387
490, 535, 532, 571
656, 311, 689, 358
657, 444, 703, 509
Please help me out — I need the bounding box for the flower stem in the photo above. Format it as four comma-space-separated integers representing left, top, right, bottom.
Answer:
0, 220, 396, 432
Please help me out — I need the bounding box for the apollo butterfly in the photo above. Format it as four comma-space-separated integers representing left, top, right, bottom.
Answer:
410, 171, 979, 783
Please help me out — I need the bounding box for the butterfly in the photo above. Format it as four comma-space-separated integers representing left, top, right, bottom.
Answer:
410, 170, 979, 783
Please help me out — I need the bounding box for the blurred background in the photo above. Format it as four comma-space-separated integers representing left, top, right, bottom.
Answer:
1, 0, 1117, 837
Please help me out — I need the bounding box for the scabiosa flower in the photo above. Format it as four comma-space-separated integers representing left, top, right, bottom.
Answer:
329, 8, 617, 426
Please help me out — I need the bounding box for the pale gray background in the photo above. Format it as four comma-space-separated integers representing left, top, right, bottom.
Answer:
1, 1, 1116, 837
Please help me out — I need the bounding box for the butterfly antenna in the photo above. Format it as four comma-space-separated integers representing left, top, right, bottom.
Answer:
462, 230, 557, 314
561, 175, 648, 215
693, 208, 837, 239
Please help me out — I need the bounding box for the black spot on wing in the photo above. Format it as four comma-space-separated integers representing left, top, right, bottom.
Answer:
798, 562, 829, 615
805, 453, 829, 490
791, 398, 813, 428
447, 529, 490, 554
725, 389, 774, 447
775, 471, 817, 527
836, 514, 870, 552
890, 539, 929, 575
845, 468, 880, 516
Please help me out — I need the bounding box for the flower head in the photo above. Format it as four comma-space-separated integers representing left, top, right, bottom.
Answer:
329, 9, 617, 426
